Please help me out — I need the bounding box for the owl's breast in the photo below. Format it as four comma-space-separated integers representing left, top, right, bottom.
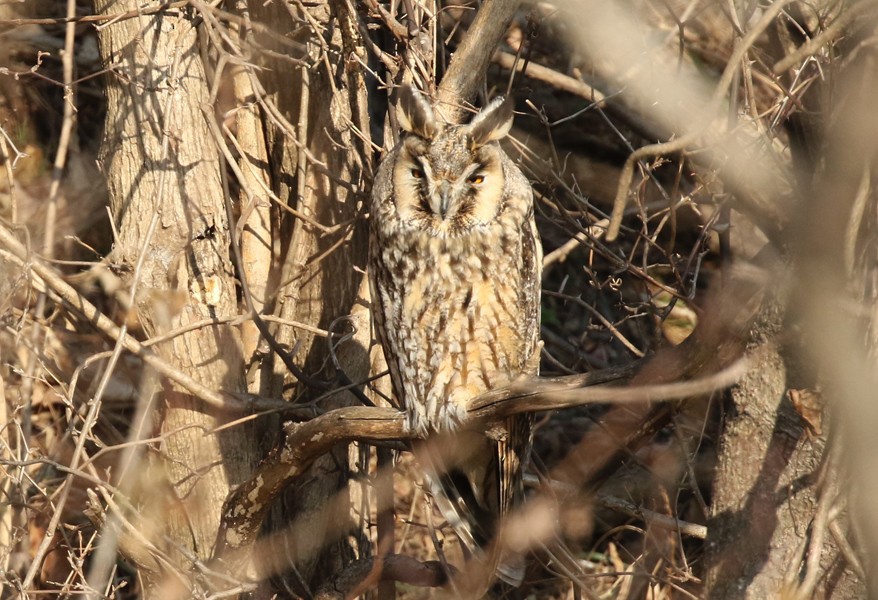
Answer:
376, 226, 528, 433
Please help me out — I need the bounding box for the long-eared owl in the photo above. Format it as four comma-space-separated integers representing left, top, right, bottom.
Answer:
369, 86, 542, 585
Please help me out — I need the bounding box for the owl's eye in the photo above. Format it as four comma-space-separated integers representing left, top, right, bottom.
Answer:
468, 174, 485, 185
411, 168, 425, 179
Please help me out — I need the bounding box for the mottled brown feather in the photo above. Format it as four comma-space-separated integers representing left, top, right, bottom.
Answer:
369, 86, 541, 587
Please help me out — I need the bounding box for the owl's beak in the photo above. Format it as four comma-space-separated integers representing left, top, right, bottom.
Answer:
437, 182, 451, 219
438, 195, 450, 219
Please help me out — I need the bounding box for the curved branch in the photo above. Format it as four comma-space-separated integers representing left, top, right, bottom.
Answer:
213, 357, 748, 569
213, 406, 406, 571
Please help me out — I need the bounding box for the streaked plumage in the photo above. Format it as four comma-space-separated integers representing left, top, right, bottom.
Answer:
369, 86, 541, 585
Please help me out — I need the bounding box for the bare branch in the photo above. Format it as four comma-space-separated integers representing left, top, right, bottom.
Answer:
214, 357, 748, 568
314, 554, 451, 599
596, 494, 707, 539
0, 224, 298, 414
436, 0, 522, 121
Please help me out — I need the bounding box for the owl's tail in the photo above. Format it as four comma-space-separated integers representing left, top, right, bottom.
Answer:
417, 421, 530, 588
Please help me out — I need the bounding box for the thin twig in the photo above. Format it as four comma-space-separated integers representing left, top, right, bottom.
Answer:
19, 0, 80, 588
543, 290, 645, 358
596, 494, 706, 539
493, 50, 605, 104
0, 225, 293, 413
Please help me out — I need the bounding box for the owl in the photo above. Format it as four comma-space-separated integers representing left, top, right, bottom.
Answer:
369, 86, 542, 585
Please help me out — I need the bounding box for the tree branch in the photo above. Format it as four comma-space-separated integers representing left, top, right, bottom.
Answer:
213, 357, 748, 570
314, 554, 451, 599
0, 225, 300, 414
436, 0, 522, 121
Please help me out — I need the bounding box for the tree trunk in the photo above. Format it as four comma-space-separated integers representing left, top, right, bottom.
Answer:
706, 301, 861, 598
94, 2, 259, 594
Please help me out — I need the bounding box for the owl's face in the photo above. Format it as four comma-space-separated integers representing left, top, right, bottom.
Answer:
390, 88, 515, 237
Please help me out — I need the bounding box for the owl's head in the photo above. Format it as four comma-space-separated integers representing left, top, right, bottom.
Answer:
391, 86, 515, 235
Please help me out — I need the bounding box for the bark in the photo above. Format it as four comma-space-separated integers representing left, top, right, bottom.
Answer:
93, 1, 258, 594
706, 302, 861, 598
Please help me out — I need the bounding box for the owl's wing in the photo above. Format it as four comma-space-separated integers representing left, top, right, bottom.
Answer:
494, 193, 543, 586
368, 226, 407, 411
519, 203, 543, 375
496, 199, 542, 514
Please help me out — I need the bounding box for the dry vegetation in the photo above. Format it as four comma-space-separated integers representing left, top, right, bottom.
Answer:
0, 0, 876, 598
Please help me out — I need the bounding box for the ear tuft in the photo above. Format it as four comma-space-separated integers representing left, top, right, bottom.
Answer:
467, 96, 514, 148
396, 86, 439, 140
